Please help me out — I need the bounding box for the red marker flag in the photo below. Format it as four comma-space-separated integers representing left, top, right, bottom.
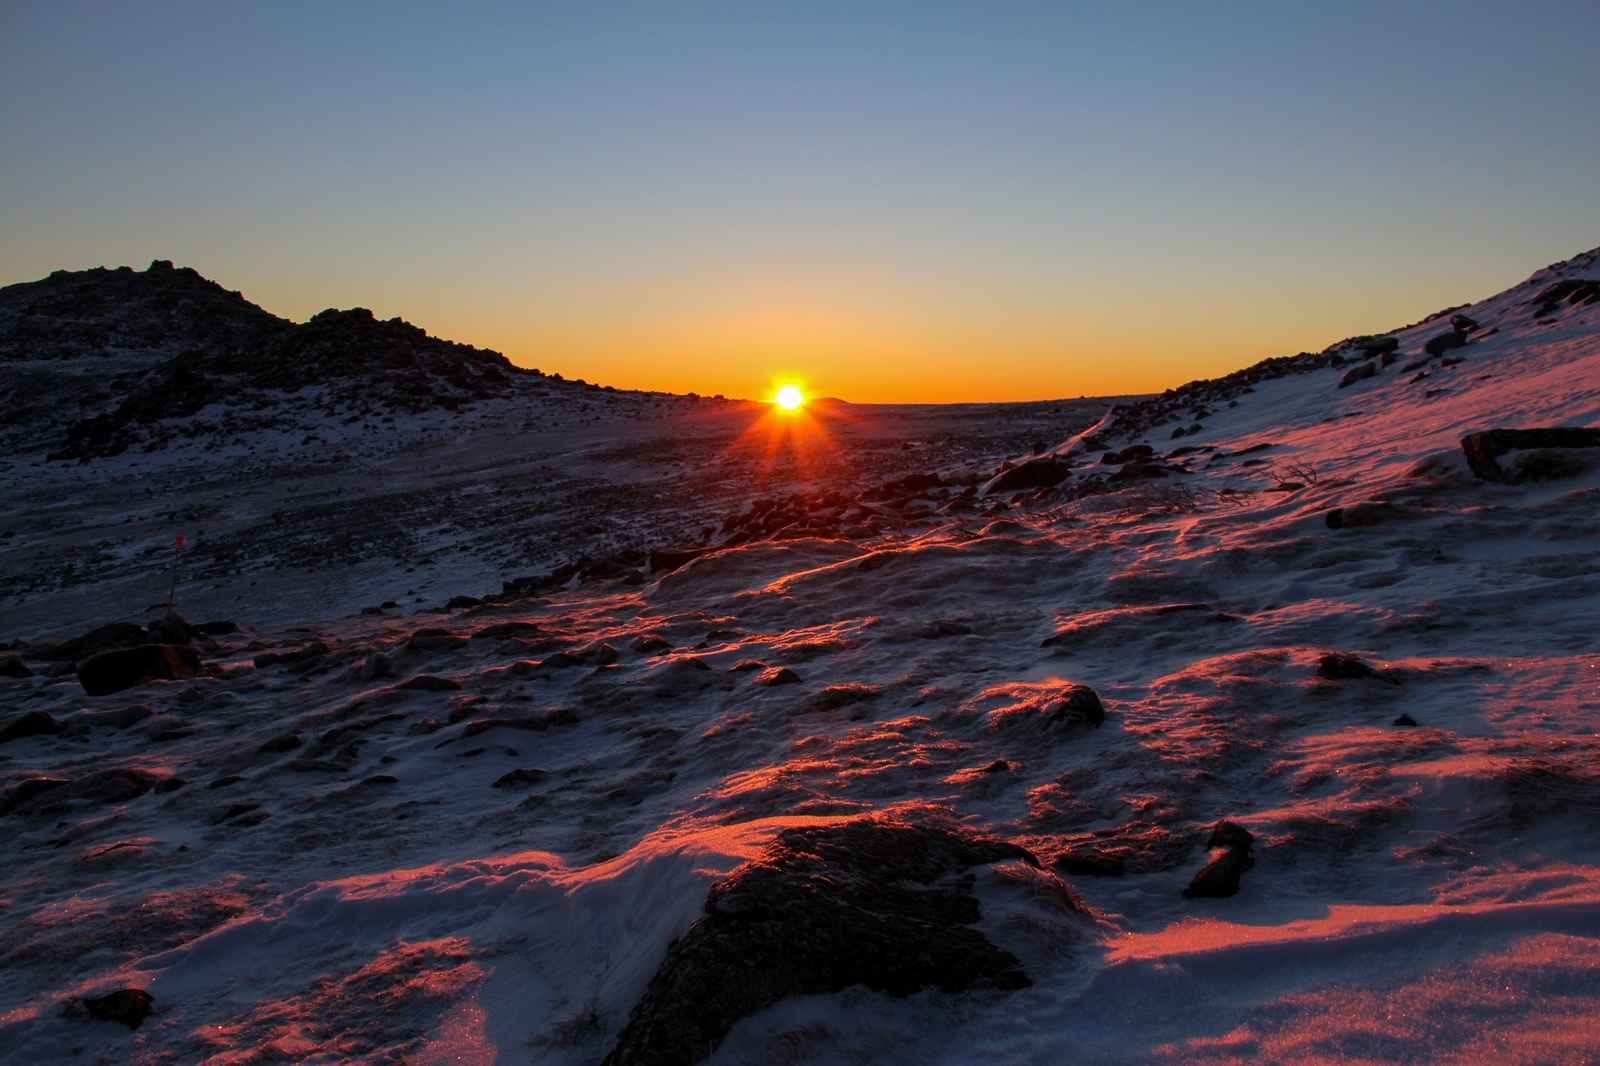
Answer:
175, 536, 185, 550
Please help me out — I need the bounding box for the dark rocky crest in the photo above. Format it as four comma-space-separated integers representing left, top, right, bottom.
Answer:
0, 260, 547, 459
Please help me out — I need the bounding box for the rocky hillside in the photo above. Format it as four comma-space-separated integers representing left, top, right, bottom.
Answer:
0, 260, 551, 459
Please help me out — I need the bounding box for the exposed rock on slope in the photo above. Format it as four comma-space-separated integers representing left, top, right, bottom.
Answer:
604, 814, 1040, 1066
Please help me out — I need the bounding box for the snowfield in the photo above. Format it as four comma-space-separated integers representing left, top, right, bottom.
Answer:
1, 247, 1598, 1064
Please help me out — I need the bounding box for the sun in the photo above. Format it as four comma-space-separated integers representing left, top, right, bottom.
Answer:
774, 384, 805, 411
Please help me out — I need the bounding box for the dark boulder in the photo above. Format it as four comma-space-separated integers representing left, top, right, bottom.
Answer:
0, 656, 33, 678
82, 988, 154, 1030
196, 620, 240, 635
145, 619, 191, 646
602, 816, 1038, 1066
253, 641, 327, 667
396, 673, 461, 692
630, 633, 673, 654
78, 644, 200, 696
492, 768, 550, 788
1044, 684, 1106, 729
1460, 427, 1600, 483
1317, 652, 1397, 684
986, 457, 1074, 494
1449, 313, 1479, 332
0, 710, 64, 744
35, 622, 149, 662
755, 666, 802, 686
6, 768, 159, 816
1338, 363, 1378, 388
404, 630, 465, 654
1423, 330, 1470, 356
0, 777, 71, 815
259, 733, 303, 753
1393, 714, 1418, 727
1351, 336, 1399, 356
445, 595, 482, 609
650, 546, 712, 574
1183, 821, 1254, 899
471, 621, 544, 640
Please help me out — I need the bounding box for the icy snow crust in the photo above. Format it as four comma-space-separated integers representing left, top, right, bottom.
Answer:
2, 248, 1599, 1062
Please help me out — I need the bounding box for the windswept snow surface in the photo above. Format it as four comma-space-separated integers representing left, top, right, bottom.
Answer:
2, 248, 1600, 1063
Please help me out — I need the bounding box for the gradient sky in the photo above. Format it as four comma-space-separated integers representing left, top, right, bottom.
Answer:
3, 2, 1598, 402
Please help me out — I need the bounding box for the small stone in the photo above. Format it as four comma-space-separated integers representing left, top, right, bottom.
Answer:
1393, 713, 1418, 727
756, 666, 803, 686
0, 656, 33, 679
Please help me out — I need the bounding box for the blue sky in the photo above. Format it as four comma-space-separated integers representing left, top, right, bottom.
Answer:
3, 1, 1597, 400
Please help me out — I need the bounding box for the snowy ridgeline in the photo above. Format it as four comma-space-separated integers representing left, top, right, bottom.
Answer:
0, 248, 1598, 1063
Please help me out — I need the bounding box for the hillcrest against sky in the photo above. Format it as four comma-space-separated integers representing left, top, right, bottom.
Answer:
2, 1, 1598, 402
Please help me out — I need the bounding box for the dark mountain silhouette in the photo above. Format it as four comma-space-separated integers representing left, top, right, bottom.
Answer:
0, 260, 551, 459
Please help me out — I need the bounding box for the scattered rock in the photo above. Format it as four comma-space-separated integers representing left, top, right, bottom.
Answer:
461, 716, 553, 737
82, 988, 154, 1030
360, 774, 399, 786
1393, 714, 1419, 727
602, 815, 1038, 1066
259, 733, 302, 753
31, 622, 149, 662
1423, 330, 1470, 356
1316, 652, 1397, 684
984, 456, 1074, 494
1449, 313, 1479, 332
78, 644, 201, 696
356, 653, 392, 682
7, 768, 161, 816
0, 656, 33, 678
252, 641, 327, 668
492, 768, 550, 789
0, 710, 64, 744
405, 630, 466, 654
1183, 821, 1255, 899
1459, 427, 1600, 483
649, 546, 711, 574
397, 673, 462, 692
1051, 851, 1126, 877
1338, 363, 1378, 388
727, 658, 767, 672
1044, 684, 1105, 729
800, 684, 879, 713
1505, 448, 1593, 483
446, 595, 482, 609
472, 621, 544, 640
754, 666, 802, 686
1351, 336, 1399, 355
196, 620, 240, 635
631, 633, 673, 654
0, 776, 71, 815
916, 620, 974, 638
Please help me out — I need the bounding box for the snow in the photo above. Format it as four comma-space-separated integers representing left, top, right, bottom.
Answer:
1, 246, 1598, 1062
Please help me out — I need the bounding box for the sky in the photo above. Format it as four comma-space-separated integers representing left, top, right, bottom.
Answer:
2, 2, 1598, 403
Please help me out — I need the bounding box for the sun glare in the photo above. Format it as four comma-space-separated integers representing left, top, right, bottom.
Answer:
775, 385, 805, 411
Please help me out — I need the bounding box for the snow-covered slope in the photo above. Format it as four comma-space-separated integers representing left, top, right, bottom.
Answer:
1, 247, 1598, 1064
